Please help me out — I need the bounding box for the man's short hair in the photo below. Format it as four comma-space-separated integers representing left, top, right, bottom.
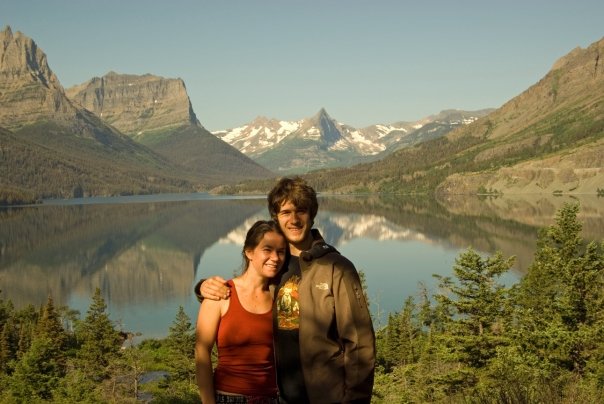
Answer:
267, 177, 318, 220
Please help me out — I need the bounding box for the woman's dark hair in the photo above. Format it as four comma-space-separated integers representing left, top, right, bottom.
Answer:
241, 220, 285, 272
267, 176, 318, 220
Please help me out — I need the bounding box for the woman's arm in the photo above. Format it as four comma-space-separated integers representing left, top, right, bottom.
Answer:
195, 298, 222, 404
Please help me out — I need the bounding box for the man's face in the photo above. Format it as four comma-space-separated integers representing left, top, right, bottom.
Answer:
275, 200, 313, 254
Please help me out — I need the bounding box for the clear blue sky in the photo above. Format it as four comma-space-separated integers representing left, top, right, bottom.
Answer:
2, 0, 603, 131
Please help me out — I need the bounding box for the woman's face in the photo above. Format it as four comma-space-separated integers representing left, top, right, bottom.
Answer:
245, 231, 287, 278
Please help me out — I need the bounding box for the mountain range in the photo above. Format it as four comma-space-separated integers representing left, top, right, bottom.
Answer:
213, 108, 492, 173
2, 24, 603, 202
65, 71, 274, 184
0, 26, 272, 202
294, 36, 604, 195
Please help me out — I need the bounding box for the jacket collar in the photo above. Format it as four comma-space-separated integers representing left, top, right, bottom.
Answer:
299, 229, 338, 263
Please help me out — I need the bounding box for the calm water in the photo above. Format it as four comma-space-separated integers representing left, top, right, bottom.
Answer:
1, 193, 602, 339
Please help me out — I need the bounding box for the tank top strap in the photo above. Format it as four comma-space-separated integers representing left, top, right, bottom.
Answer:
225, 279, 272, 316
224, 279, 244, 316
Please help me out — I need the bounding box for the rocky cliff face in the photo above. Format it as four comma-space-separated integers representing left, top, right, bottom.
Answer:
0, 26, 151, 145
0, 26, 77, 129
66, 72, 200, 139
0, 26, 203, 199
65, 72, 274, 183
1, 26, 272, 196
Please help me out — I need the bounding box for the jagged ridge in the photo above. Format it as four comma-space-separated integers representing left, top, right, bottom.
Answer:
214, 107, 489, 174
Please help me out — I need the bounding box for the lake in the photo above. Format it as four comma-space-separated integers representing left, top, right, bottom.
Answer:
1, 193, 602, 339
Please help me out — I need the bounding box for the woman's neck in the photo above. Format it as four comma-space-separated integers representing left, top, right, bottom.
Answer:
238, 269, 269, 290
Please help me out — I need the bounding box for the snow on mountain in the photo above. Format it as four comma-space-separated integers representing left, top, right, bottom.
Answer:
216, 211, 431, 251
214, 116, 302, 157
214, 109, 416, 157
212, 108, 492, 173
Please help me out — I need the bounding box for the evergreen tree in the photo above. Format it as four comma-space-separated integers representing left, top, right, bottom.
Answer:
434, 248, 513, 367
13, 304, 38, 357
37, 295, 69, 353
370, 204, 604, 401
167, 306, 195, 357
0, 290, 14, 328
0, 320, 16, 375
7, 295, 72, 401
380, 312, 402, 371
398, 296, 420, 366
416, 282, 438, 365
431, 275, 455, 336
9, 337, 63, 401
165, 306, 195, 383
515, 203, 604, 375
76, 287, 122, 380
0, 297, 17, 398
417, 282, 434, 331
52, 365, 104, 403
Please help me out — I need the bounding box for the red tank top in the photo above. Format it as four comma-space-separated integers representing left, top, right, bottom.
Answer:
214, 279, 277, 397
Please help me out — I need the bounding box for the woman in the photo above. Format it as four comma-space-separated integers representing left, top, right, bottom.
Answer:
195, 220, 286, 403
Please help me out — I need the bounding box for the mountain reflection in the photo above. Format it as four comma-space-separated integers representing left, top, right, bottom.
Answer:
0, 199, 264, 308
1, 194, 602, 327
319, 194, 603, 274
197, 194, 604, 277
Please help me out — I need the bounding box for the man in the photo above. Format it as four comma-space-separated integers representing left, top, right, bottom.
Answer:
196, 177, 375, 403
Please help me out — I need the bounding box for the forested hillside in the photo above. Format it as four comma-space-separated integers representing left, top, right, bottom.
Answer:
1, 122, 195, 203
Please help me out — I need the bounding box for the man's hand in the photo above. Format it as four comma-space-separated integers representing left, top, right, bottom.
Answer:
200, 276, 230, 301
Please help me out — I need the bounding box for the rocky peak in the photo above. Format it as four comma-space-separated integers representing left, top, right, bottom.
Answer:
65, 71, 200, 139
249, 115, 272, 127
1, 26, 53, 82
245, 115, 292, 133
310, 107, 333, 126
550, 37, 603, 76
0, 26, 75, 130
298, 108, 342, 145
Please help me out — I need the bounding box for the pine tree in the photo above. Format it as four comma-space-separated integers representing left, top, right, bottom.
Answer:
0, 290, 14, 328
52, 365, 103, 403
8, 304, 38, 361
515, 203, 604, 375
76, 287, 122, 380
417, 282, 434, 331
10, 337, 63, 401
398, 296, 420, 366
165, 306, 195, 383
37, 295, 69, 352
0, 290, 16, 374
0, 322, 14, 374
381, 312, 402, 371
416, 282, 438, 365
9, 295, 72, 401
434, 248, 514, 368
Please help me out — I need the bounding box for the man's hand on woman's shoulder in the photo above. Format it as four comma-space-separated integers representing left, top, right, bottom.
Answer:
199, 276, 231, 301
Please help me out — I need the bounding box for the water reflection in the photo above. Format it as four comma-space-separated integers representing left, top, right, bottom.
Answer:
0, 199, 264, 309
1, 194, 602, 338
